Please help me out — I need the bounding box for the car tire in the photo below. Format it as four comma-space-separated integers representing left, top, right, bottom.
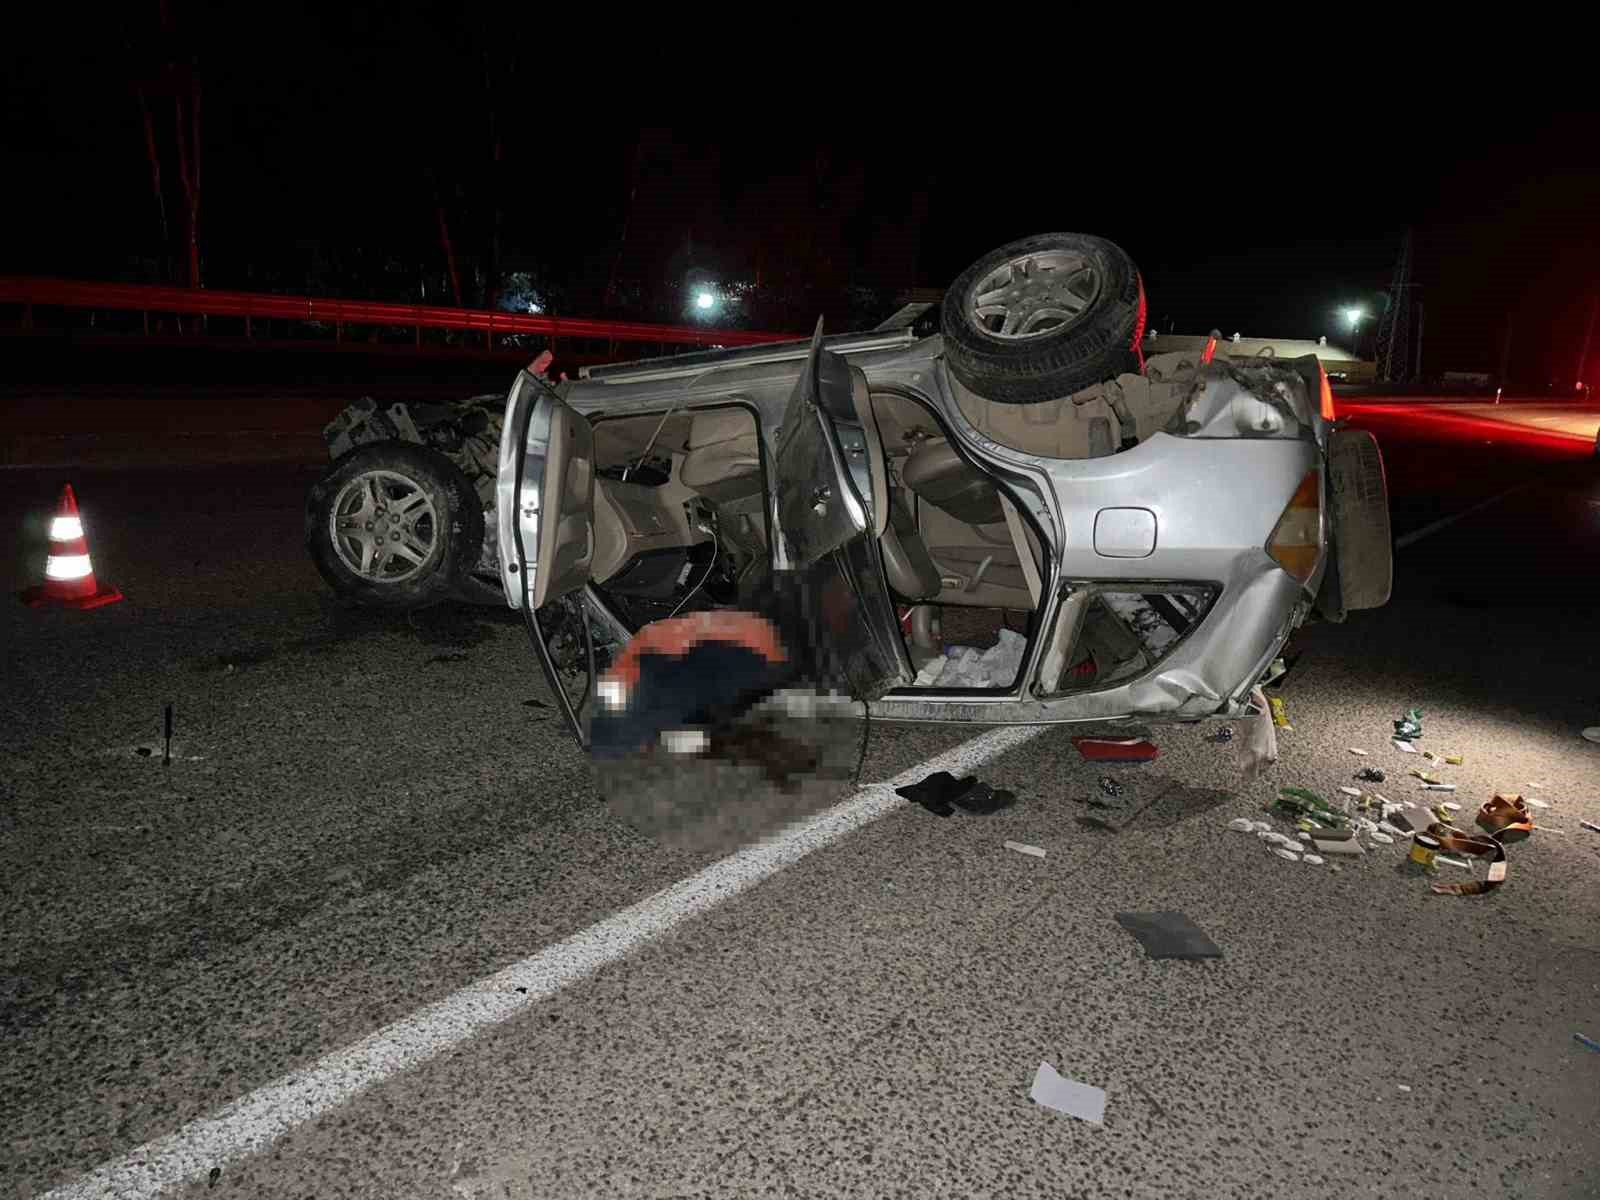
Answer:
940, 232, 1146, 404
305, 442, 485, 611
1326, 429, 1392, 610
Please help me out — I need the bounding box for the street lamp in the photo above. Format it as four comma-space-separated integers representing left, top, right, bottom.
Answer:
1343, 306, 1365, 353
695, 290, 716, 312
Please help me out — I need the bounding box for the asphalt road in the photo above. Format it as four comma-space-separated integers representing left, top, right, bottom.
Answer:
4, 435, 1600, 1198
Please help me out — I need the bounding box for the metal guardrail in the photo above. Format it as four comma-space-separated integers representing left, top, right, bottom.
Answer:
0, 276, 796, 352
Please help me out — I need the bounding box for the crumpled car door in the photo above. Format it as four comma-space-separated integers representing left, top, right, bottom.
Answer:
497, 368, 598, 742
774, 321, 911, 699
498, 369, 595, 611
774, 320, 874, 567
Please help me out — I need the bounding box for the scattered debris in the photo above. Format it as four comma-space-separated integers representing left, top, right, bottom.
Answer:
896, 772, 1016, 818
1338, 786, 1362, 797
1444, 754, 1464, 765
1273, 847, 1301, 861
1098, 777, 1124, 799
1427, 826, 1509, 897
1574, 1033, 1600, 1054
1260, 655, 1297, 689
1476, 795, 1533, 842
1528, 780, 1549, 789
1527, 796, 1551, 809
1436, 854, 1471, 869
1227, 818, 1256, 833
954, 783, 1018, 815
1348, 747, 1370, 756
522, 698, 549, 709
1355, 767, 1387, 783
427, 650, 470, 664
1114, 910, 1223, 959
896, 771, 970, 817
1030, 1062, 1107, 1124
1369, 832, 1395, 845
1005, 841, 1046, 858
1409, 834, 1440, 868
1072, 736, 1158, 762
1273, 787, 1351, 828
1207, 725, 1236, 745
208, 1167, 221, 1189
1269, 697, 1292, 729
1582, 820, 1600, 835
1422, 784, 1458, 793
1409, 769, 1443, 785
1242, 686, 1279, 780
1303, 853, 1325, 866
1393, 708, 1423, 742
1393, 739, 1420, 755
897, 772, 1017, 818
1313, 836, 1365, 857
915, 628, 1027, 688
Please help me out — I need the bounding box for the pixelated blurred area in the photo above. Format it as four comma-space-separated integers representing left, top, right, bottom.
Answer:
595, 691, 864, 852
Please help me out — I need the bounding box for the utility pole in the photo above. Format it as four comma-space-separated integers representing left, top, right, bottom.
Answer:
1375, 230, 1416, 384
1498, 316, 1515, 393
1413, 300, 1425, 383
1577, 293, 1598, 395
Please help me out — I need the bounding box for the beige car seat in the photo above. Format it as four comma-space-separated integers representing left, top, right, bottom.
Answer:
902, 439, 1004, 525
880, 494, 941, 600
679, 408, 762, 504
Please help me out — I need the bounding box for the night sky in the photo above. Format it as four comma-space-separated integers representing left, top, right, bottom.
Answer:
6, 7, 1598, 384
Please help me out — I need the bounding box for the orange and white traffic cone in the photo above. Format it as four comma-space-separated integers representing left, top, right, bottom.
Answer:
18, 484, 124, 610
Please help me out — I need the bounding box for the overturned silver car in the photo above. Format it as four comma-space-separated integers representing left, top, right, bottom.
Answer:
309, 233, 1391, 744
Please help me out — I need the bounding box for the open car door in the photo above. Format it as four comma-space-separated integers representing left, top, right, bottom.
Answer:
774, 321, 912, 699
497, 369, 597, 743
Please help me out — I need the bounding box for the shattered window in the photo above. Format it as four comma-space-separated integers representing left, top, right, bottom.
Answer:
1058, 588, 1214, 691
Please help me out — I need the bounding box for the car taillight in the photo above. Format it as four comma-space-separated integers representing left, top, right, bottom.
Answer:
1317, 360, 1336, 421
1267, 469, 1322, 583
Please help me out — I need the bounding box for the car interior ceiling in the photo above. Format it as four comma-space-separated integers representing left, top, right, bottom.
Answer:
585, 393, 1051, 689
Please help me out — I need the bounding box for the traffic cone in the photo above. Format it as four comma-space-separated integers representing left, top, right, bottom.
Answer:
19, 484, 124, 610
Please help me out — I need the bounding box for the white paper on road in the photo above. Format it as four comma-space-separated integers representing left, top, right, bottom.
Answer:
1392, 739, 1420, 754
1005, 841, 1046, 858
1030, 1062, 1107, 1124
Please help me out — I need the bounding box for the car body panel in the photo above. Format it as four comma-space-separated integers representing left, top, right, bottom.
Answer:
497, 370, 596, 612
772, 325, 872, 569
496, 328, 1339, 731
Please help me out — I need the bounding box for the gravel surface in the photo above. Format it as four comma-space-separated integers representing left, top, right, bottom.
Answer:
3, 454, 1598, 1199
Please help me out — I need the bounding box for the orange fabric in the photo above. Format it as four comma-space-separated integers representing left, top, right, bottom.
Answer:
603, 611, 788, 689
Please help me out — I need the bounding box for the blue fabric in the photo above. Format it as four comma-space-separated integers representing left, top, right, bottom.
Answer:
590, 641, 789, 761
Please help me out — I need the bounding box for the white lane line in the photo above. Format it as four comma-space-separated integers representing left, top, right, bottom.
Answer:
1393, 482, 1533, 550
41, 724, 1046, 1199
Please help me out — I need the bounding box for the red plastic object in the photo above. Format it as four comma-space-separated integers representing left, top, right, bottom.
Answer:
1071, 736, 1158, 762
